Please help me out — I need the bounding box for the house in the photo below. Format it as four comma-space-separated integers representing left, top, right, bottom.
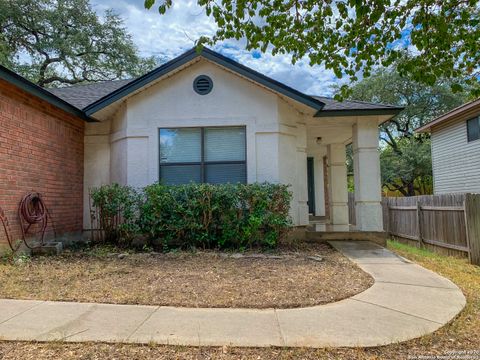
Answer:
0, 64, 89, 251
417, 98, 480, 194
0, 48, 401, 250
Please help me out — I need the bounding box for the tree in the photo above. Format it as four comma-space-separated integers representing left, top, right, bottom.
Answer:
145, 0, 480, 97
380, 137, 432, 196
346, 67, 469, 153
0, 0, 156, 87
343, 65, 468, 196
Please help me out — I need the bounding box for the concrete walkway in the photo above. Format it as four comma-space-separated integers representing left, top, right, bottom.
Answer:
0, 241, 465, 347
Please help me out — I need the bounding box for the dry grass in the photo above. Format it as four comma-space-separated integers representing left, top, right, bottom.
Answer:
0, 242, 372, 309
0, 240, 478, 359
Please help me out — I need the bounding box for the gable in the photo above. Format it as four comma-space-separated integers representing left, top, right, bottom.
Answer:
124, 59, 280, 126
83, 48, 325, 120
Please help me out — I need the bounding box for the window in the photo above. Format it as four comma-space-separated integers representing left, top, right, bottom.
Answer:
467, 116, 480, 142
159, 127, 246, 185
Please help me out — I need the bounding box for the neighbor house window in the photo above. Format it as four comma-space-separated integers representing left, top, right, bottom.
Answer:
159, 127, 246, 185
467, 116, 480, 142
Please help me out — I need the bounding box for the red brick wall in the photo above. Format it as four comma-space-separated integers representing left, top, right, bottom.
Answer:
0, 79, 84, 250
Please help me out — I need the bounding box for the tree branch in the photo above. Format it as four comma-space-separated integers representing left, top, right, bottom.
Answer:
38, 76, 86, 87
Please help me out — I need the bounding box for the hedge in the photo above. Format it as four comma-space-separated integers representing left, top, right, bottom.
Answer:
90, 182, 292, 250
89, 183, 141, 247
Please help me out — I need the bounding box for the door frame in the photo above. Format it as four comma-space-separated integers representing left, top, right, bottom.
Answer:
307, 157, 315, 214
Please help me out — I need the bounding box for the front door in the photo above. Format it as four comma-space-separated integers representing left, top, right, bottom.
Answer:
307, 157, 315, 214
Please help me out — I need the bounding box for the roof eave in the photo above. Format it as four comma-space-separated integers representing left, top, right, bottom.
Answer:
415, 124, 431, 133
0, 65, 95, 122
314, 107, 403, 118
84, 47, 325, 116
415, 98, 480, 133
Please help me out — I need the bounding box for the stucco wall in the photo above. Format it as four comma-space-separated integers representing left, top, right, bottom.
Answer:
277, 100, 309, 224
84, 119, 111, 226
84, 60, 310, 227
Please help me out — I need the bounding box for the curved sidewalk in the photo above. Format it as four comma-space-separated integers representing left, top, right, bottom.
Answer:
0, 241, 465, 348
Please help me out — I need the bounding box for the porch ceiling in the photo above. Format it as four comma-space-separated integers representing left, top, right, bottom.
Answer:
305, 114, 392, 149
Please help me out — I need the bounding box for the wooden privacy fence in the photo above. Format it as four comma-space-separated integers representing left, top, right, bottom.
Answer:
348, 193, 356, 226
348, 193, 480, 265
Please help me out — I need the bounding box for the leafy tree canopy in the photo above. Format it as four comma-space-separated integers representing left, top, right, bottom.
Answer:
145, 0, 480, 97
0, 0, 157, 87
380, 137, 432, 196
345, 66, 469, 151
344, 65, 468, 196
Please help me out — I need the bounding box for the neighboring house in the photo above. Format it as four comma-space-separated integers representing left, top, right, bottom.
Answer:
0, 48, 401, 251
417, 98, 480, 194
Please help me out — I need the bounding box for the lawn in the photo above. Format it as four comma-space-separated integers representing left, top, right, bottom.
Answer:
0, 242, 372, 309
0, 240, 478, 360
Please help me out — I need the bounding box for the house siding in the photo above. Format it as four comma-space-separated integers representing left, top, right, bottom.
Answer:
0, 79, 84, 252
431, 117, 480, 194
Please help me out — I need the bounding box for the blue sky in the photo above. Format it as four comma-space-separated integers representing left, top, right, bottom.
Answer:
90, 0, 343, 96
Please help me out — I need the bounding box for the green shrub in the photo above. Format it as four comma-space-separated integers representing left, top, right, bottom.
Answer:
90, 183, 141, 247
90, 182, 292, 250
140, 182, 292, 249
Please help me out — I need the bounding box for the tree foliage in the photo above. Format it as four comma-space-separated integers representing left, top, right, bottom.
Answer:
346, 67, 469, 151
146, 0, 480, 97
380, 137, 432, 196
0, 0, 156, 87
344, 65, 468, 196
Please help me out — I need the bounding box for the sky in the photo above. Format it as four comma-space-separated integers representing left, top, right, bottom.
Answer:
90, 0, 343, 97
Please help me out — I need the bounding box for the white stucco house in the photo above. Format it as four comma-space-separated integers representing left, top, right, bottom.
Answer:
50, 48, 402, 232
417, 98, 480, 194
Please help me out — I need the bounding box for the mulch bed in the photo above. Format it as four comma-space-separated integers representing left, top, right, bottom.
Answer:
0, 242, 373, 309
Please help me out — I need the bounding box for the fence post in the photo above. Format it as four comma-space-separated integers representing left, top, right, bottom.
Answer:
381, 198, 388, 233
464, 193, 480, 266
416, 201, 423, 247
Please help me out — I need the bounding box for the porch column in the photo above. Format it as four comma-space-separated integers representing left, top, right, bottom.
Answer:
327, 143, 349, 225
294, 122, 310, 226
352, 118, 383, 231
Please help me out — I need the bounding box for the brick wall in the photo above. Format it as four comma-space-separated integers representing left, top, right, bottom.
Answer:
0, 79, 85, 251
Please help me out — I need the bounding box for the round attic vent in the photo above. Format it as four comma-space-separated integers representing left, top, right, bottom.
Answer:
193, 75, 213, 95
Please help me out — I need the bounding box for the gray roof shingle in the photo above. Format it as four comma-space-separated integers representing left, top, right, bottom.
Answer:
0, 64, 93, 122
48, 79, 133, 109
312, 96, 401, 112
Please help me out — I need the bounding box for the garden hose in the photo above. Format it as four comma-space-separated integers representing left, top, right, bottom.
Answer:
18, 192, 54, 249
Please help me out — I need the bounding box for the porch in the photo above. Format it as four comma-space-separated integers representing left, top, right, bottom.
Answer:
303, 111, 392, 233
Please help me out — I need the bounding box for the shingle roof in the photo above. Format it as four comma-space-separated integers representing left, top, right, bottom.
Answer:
312, 96, 401, 112
0, 65, 93, 122
48, 79, 133, 109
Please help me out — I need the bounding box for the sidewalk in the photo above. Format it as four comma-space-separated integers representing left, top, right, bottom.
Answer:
0, 241, 465, 348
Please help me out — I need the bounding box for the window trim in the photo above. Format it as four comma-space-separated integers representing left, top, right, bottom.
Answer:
467, 116, 480, 143
158, 126, 247, 184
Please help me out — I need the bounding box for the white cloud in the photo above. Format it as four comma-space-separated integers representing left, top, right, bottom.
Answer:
90, 0, 342, 96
